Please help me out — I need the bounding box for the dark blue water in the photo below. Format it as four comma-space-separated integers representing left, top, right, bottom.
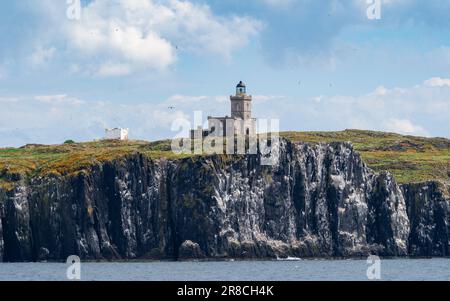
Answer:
0, 259, 449, 281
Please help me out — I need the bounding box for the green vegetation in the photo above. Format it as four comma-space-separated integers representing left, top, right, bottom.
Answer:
0, 130, 448, 190
281, 129, 450, 185
0, 139, 189, 190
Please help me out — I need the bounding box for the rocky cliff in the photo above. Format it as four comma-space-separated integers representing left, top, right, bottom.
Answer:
402, 182, 449, 256
0, 139, 448, 262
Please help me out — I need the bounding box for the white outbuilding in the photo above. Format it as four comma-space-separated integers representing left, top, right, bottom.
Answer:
104, 128, 129, 141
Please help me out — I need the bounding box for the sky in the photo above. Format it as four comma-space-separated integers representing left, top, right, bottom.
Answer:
1, 0, 450, 147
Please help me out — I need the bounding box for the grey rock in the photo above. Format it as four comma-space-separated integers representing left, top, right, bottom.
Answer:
1, 184, 33, 261
179, 240, 205, 260
38, 247, 50, 261
0, 139, 447, 261
402, 182, 450, 256
0, 202, 3, 262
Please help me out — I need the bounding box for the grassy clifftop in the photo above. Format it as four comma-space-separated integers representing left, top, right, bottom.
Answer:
282, 130, 450, 184
0, 139, 187, 190
0, 130, 449, 190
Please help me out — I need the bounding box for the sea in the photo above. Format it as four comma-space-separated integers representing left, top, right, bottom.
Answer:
0, 258, 449, 281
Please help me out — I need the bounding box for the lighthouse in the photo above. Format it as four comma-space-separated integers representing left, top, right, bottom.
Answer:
206, 81, 257, 137
231, 81, 252, 120
190, 81, 257, 139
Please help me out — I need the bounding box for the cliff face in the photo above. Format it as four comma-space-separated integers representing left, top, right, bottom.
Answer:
402, 182, 450, 256
0, 139, 447, 262
0, 206, 3, 261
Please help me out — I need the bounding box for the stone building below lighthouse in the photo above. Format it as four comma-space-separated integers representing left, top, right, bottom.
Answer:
192, 81, 257, 138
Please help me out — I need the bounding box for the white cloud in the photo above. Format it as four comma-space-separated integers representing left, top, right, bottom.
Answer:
254, 0, 450, 67
96, 62, 131, 77
0, 93, 192, 147
253, 95, 286, 104
424, 77, 450, 88
371, 86, 389, 96
384, 118, 428, 136
2, 77, 450, 147
0, 91, 285, 147
214, 96, 229, 103
162, 94, 229, 118
32, 0, 261, 76
158, 0, 262, 59
163, 94, 287, 114
28, 46, 56, 66
165, 95, 208, 105
312, 95, 324, 103
0, 97, 19, 103
259, 77, 450, 137
34, 94, 85, 105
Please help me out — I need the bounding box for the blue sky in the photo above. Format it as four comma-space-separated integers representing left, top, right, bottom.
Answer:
1, 0, 450, 146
